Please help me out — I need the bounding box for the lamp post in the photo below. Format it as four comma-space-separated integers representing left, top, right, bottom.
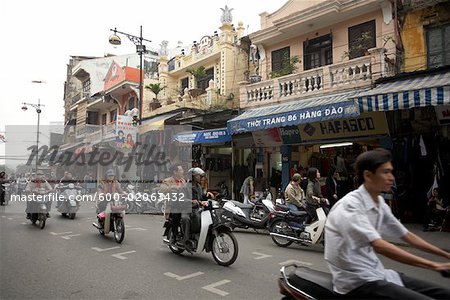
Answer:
109, 26, 151, 125
21, 100, 44, 174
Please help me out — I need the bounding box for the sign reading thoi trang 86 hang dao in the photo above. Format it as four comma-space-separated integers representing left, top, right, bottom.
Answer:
227, 100, 359, 134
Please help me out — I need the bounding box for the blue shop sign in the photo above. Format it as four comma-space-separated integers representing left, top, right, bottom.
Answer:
173, 128, 231, 144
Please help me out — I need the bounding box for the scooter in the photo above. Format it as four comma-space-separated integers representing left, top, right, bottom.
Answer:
27, 188, 50, 229
55, 183, 82, 219
221, 194, 276, 230
278, 263, 450, 300
92, 194, 126, 243
163, 200, 239, 266
269, 204, 327, 248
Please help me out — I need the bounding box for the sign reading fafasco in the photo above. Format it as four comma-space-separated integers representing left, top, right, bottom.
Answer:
298, 112, 389, 142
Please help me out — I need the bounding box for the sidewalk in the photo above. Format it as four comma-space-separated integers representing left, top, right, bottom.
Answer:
387, 223, 450, 251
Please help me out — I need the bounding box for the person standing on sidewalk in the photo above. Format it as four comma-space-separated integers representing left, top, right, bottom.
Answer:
325, 148, 450, 299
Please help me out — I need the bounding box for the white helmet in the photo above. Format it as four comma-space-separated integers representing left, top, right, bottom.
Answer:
188, 167, 205, 177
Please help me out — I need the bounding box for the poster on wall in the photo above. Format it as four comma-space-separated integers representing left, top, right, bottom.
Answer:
435, 105, 450, 125
115, 115, 138, 149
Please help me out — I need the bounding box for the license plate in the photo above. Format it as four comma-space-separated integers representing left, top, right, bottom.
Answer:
69, 200, 77, 206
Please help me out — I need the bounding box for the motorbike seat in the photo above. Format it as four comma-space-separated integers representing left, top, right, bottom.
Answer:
290, 210, 308, 217
276, 204, 290, 211
230, 200, 253, 210
289, 266, 338, 299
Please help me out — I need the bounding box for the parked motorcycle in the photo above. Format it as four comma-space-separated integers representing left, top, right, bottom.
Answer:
55, 183, 82, 219
163, 200, 239, 266
269, 204, 327, 248
221, 194, 275, 230
92, 194, 126, 243
278, 263, 450, 300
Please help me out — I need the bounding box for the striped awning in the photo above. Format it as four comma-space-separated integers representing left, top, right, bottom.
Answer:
138, 111, 181, 134
356, 71, 450, 112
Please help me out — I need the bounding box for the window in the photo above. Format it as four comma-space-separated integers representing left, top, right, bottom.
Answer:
102, 113, 107, 125
303, 34, 333, 70
348, 20, 376, 59
86, 111, 99, 125
110, 110, 117, 122
196, 67, 214, 92
128, 96, 136, 111
271, 47, 290, 73
82, 79, 91, 94
426, 24, 450, 68
180, 77, 189, 95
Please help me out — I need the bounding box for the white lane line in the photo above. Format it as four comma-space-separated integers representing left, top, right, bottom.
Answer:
111, 250, 136, 260
21, 222, 27, 225
126, 227, 147, 231
91, 246, 121, 252
202, 280, 231, 296
252, 252, 272, 260
279, 259, 313, 266
50, 231, 73, 236
164, 272, 204, 281
61, 234, 81, 240
7, 217, 13, 220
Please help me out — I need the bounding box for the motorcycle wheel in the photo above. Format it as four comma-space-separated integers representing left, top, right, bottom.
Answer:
61, 213, 67, 217
270, 220, 294, 247
69, 213, 76, 220
167, 231, 184, 254
211, 231, 238, 266
39, 214, 46, 230
114, 218, 125, 244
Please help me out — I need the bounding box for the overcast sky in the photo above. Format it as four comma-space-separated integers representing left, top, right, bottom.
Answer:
0, 0, 287, 165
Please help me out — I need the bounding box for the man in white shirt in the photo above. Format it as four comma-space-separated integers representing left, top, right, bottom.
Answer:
325, 148, 450, 298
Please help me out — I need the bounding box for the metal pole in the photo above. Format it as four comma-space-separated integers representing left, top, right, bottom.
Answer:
36, 99, 41, 174
139, 25, 143, 122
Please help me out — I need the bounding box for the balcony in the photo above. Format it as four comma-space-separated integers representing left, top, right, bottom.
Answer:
74, 122, 116, 144
240, 48, 392, 108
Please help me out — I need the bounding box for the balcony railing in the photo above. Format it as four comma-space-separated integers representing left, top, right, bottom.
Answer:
240, 50, 390, 108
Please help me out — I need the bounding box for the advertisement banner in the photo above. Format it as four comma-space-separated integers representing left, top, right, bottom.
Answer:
252, 128, 282, 147
435, 105, 450, 125
115, 115, 138, 149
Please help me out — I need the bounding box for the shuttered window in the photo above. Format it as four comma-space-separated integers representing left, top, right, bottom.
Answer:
271, 47, 290, 72
427, 24, 450, 68
348, 20, 376, 59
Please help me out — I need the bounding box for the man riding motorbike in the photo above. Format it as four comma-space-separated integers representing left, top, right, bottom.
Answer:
284, 173, 307, 212
56, 171, 77, 209
180, 167, 214, 251
25, 171, 53, 219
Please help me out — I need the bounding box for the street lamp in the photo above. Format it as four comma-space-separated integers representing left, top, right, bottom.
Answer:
21, 100, 44, 174
109, 26, 151, 125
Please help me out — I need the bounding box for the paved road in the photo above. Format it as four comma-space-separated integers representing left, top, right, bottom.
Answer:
1, 200, 449, 299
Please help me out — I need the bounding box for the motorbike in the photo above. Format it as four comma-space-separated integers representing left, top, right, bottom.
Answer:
278, 263, 450, 300
221, 193, 276, 230
163, 200, 239, 266
126, 185, 165, 214
55, 183, 82, 219
92, 193, 126, 243
28, 188, 50, 229
1, 183, 11, 206
269, 203, 327, 248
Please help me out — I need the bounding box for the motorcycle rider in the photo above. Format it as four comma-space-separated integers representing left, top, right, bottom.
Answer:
284, 173, 306, 212
325, 148, 450, 298
160, 164, 186, 242
94, 169, 126, 228
56, 171, 76, 209
180, 167, 214, 251
305, 167, 328, 220
25, 171, 53, 219
16, 173, 28, 196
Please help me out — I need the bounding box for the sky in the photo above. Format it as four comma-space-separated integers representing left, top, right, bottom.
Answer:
0, 0, 287, 167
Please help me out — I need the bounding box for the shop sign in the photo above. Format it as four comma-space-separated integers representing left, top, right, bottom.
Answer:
298, 112, 389, 142
279, 126, 302, 145
435, 105, 450, 125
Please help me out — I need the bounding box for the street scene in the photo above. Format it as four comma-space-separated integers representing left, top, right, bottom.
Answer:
2, 0, 450, 299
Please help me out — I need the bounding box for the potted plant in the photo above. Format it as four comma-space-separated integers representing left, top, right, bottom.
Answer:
186, 66, 207, 97
145, 83, 166, 110
269, 55, 300, 78
342, 31, 374, 61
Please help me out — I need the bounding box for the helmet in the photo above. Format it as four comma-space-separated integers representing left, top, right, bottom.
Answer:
105, 169, 116, 177
188, 167, 205, 177
292, 173, 301, 182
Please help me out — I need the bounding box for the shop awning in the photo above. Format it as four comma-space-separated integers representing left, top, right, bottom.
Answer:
227, 91, 360, 134
355, 71, 450, 112
173, 128, 231, 144
138, 111, 181, 134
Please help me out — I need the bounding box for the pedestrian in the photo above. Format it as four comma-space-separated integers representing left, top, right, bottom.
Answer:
324, 148, 450, 298
240, 176, 255, 204
0, 172, 8, 205
326, 167, 340, 207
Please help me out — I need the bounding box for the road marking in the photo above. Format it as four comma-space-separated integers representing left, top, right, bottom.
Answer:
61, 234, 81, 240
91, 246, 121, 252
21, 222, 27, 225
252, 252, 272, 260
202, 280, 231, 296
279, 259, 313, 266
50, 231, 73, 236
111, 250, 136, 260
1, 216, 6, 218
7, 217, 13, 220
126, 227, 147, 231
164, 272, 204, 281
